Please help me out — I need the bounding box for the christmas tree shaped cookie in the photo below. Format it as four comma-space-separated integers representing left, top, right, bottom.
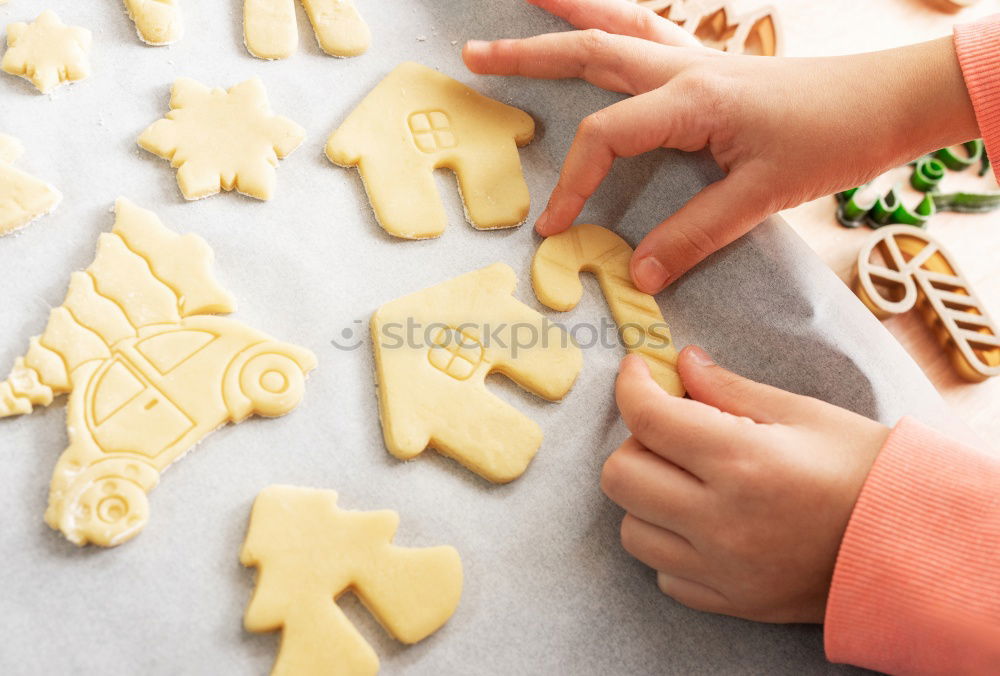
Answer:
241, 485, 463, 676
0, 133, 61, 235
139, 77, 305, 201
0, 199, 317, 547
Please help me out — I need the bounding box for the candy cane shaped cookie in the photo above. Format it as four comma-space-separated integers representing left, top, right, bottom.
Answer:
855, 225, 1000, 382
532, 224, 684, 396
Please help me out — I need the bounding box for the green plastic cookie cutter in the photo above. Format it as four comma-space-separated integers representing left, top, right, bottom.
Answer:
935, 139, 983, 171
869, 187, 935, 227
932, 190, 1000, 213
836, 187, 867, 228
837, 139, 997, 229
910, 156, 946, 192
836, 185, 935, 229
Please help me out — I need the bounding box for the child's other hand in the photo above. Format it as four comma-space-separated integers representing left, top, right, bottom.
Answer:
463, 0, 979, 293
602, 348, 889, 623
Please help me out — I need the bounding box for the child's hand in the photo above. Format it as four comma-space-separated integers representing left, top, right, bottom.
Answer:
463, 0, 979, 293
602, 348, 889, 623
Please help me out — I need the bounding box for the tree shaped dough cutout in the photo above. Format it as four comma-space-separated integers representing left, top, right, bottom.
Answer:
139, 77, 305, 201
2, 10, 91, 94
372, 264, 582, 482
244, 0, 370, 59
532, 224, 684, 396
0, 199, 317, 547
327, 62, 535, 239
122, 0, 182, 46
241, 485, 463, 676
0, 133, 61, 235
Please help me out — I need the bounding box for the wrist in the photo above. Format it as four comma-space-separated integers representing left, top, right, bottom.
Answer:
886, 36, 980, 162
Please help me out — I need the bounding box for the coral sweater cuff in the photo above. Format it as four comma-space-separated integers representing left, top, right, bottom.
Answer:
955, 16, 1000, 183
824, 417, 1000, 674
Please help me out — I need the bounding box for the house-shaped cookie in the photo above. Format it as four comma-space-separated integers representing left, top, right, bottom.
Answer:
327, 62, 535, 240
371, 264, 582, 482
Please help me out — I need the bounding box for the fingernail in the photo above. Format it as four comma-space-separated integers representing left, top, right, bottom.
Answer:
465, 39, 487, 51
633, 256, 669, 293
535, 210, 550, 234
685, 345, 715, 366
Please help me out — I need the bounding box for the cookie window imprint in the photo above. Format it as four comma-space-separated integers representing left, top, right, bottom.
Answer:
427, 327, 483, 381
408, 111, 457, 153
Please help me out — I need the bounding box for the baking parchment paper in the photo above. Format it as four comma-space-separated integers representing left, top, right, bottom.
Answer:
0, 0, 976, 674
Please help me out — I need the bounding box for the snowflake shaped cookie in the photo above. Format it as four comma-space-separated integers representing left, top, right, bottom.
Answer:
2, 10, 92, 94
139, 78, 305, 201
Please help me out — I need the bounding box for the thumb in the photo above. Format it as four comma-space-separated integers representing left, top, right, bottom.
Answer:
677, 345, 814, 424
630, 168, 775, 293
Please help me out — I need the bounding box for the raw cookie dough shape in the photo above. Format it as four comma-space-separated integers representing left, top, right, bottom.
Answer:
855, 225, 1000, 382
327, 62, 535, 240
372, 264, 582, 482
241, 485, 463, 676
0, 133, 62, 235
139, 77, 306, 201
532, 224, 684, 396
0, 199, 317, 547
244, 0, 370, 60
1, 10, 91, 94
122, 0, 182, 46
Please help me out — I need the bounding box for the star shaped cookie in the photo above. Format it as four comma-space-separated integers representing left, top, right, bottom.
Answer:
2, 10, 92, 94
139, 77, 305, 201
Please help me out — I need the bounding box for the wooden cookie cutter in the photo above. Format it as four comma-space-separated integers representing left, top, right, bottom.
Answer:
855, 225, 1000, 382
635, 0, 782, 56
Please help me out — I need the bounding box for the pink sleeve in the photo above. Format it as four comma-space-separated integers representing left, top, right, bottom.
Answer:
955, 15, 1000, 181
824, 417, 1000, 674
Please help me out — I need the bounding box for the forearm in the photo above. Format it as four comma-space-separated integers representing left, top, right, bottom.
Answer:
879, 36, 980, 162
795, 37, 980, 182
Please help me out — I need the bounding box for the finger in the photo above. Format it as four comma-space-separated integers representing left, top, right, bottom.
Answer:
463, 30, 690, 96
614, 354, 744, 476
657, 572, 731, 614
620, 513, 704, 579
676, 345, 816, 424
601, 437, 704, 530
527, 0, 702, 48
630, 167, 777, 293
537, 86, 706, 236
